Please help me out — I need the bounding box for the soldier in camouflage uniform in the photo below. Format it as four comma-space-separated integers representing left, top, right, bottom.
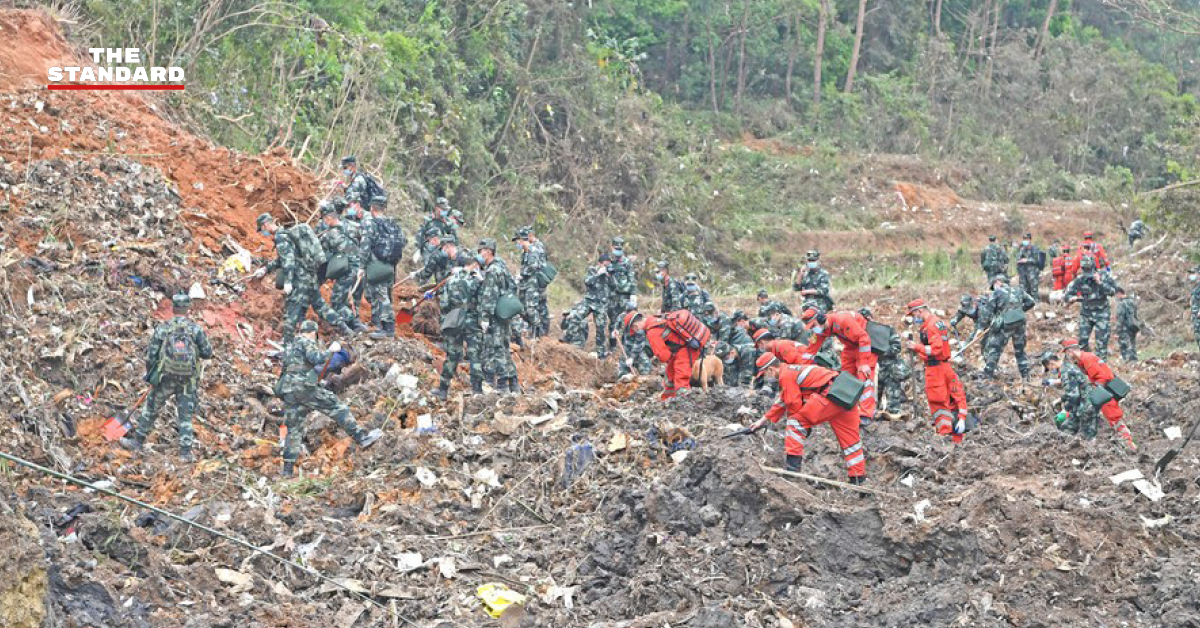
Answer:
792, 250, 833, 313
1127, 219, 1147, 248
1040, 350, 1089, 435
339, 200, 368, 312
615, 310, 654, 379
1015, 232, 1044, 299
701, 302, 731, 338
715, 317, 756, 387
757, 290, 792, 319
582, 254, 614, 357
681, 273, 713, 318
410, 232, 457, 286
1065, 256, 1118, 359
560, 302, 590, 348
980, 235, 1009, 282
1114, 288, 1143, 362
415, 198, 458, 259
1191, 269, 1200, 352
254, 213, 352, 342
656, 260, 687, 314
319, 203, 369, 332
860, 308, 910, 415
434, 253, 484, 399
275, 320, 382, 476
949, 292, 992, 347
607, 238, 636, 351
514, 227, 551, 338
339, 156, 378, 210
357, 196, 407, 339
768, 305, 811, 343
120, 295, 213, 461
979, 275, 1036, 378
477, 239, 521, 393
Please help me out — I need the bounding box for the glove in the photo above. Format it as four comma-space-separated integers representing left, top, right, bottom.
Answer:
857, 364, 872, 378
423, 291, 435, 300
412, 251, 422, 265
481, 320, 490, 333
908, 341, 922, 353
954, 418, 967, 435
1053, 411, 1068, 426
251, 267, 267, 279
596, 266, 608, 275
625, 358, 633, 369
283, 282, 293, 295
749, 417, 770, 432
328, 341, 342, 353
406, 271, 418, 282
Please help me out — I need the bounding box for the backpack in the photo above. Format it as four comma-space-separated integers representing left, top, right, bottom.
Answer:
159, 320, 198, 378
664, 309, 712, 350
350, 172, 386, 209
288, 224, 327, 269
370, 217, 407, 264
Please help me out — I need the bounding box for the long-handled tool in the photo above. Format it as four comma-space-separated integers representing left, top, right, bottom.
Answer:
101, 388, 151, 441
396, 275, 451, 326
723, 424, 766, 439
1155, 415, 1200, 476
951, 325, 991, 361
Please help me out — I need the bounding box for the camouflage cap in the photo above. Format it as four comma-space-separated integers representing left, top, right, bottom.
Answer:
757, 290, 769, 299
730, 309, 748, 322
450, 209, 465, 224
369, 195, 388, 208
988, 235, 997, 242
806, 250, 820, 261
512, 227, 531, 241
455, 252, 474, 267
656, 260, 669, 269
960, 294, 973, 306
435, 197, 450, 209
299, 320, 319, 333
340, 155, 356, 166
713, 341, 732, 358
171, 294, 191, 309
256, 212, 274, 228
478, 238, 497, 252
704, 302, 716, 313
319, 201, 339, 216
599, 252, 611, 263
611, 236, 625, 247
992, 274, 1009, 286
684, 272, 698, 282
425, 226, 444, 241
439, 233, 458, 247
858, 307, 872, 320
1038, 349, 1059, 365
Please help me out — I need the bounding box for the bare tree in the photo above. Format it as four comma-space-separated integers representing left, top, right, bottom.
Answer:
844, 0, 869, 93
1034, 0, 1058, 57
734, 0, 750, 114
814, 0, 830, 105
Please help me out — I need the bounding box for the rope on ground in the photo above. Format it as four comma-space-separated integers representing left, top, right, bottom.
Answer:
0, 450, 417, 626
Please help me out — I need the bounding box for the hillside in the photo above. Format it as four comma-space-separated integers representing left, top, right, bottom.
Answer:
3, 6, 1200, 628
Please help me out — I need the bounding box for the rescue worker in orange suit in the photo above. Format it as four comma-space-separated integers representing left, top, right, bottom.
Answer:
1051, 250, 1069, 291
1060, 338, 1135, 450
752, 328, 808, 365
905, 299, 971, 443
638, 311, 705, 400
748, 353, 866, 483
799, 308, 877, 421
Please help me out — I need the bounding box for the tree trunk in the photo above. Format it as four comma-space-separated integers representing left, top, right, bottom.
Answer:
735, 0, 750, 115
1034, 0, 1057, 57
785, 11, 798, 103
814, 0, 829, 106
844, 0, 869, 93
934, 0, 943, 36
707, 19, 719, 114
984, 0, 1001, 90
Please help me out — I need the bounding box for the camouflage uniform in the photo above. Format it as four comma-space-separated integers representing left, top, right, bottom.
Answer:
414, 241, 453, 285
793, 265, 833, 312
417, 217, 457, 257
518, 240, 550, 338
135, 311, 213, 454
479, 255, 519, 383
582, 265, 612, 357
358, 212, 406, 334
438, 267, 484, 391
1127, 219, 1146, 247
718, 326, 756, 387
561, 302, 590, 347
341, 171, 372, 208
266, 226, 346, 342
1015, 242, 1043, 298
1115, 296, 1142, 362
757, 300, 792, 319
1051, 360, 1090, 435
876, 325, 911, 412
276, 332, 366, 466
342, 213, 367, 309
617, 316, 655, 378
319, 220, 361, 323
1065, 267, 1118, 359
1192, 279, 1200, 352
770, 313, 811, 343
681, 286, 713, 319
606, 253, 636, 350
980, 241, 1009, 281
980, 284, 1036, 378
658, 271, 687, 314
950, 293, 994, 351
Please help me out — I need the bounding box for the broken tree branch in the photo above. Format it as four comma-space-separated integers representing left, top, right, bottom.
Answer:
762, 465, 892, 496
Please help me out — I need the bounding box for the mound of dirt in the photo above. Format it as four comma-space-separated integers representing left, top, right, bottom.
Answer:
894, 181, 963, 211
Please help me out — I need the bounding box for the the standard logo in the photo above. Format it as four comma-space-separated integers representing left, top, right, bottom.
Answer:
47, 48, 184, 91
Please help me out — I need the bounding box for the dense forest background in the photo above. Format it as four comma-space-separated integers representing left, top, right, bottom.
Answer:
30, 0, 1200, 280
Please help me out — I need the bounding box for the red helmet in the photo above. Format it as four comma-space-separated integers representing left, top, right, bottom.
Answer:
1060, 338, 1080, 349
906, 298, 926, 313
1083, 231, 1094, 239
800, 308, 819, 321
755, 352, 779, 376
752, 328, 773, 342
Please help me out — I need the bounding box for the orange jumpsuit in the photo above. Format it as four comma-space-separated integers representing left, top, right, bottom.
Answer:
910, 314, 969, 443
760, 339, 809, 365
763, 364, 866, 478
1075, 351, 1133, 446
1051, 255, 1068, 291
802, 310, 877, 419
646, 316, 699, 400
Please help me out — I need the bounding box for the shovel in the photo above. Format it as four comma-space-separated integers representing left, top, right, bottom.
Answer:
723, 425, 765, 439
396, 276, 450, 327
101, 388, 150, 441
1155, 415, 1200, 476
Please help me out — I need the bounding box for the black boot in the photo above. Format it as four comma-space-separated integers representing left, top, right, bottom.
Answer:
370, 320, 395, 340
849, 476, 866, 485
508, 377, 521, 394
349, 318, 368, 332
470, 378, 484, 395
119, 432, 145, 452
282, 460, 295, 477
335, 321, 354, 336
179, 447, 195, 463
785, 454, 803, 473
